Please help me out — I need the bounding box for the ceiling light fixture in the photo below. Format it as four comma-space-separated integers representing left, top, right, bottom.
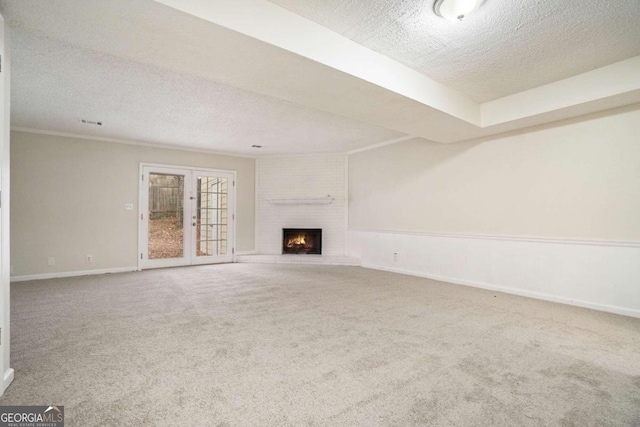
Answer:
434, 0, 483, 21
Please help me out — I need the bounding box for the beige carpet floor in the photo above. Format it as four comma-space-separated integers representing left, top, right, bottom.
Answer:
1, 264, 639, 426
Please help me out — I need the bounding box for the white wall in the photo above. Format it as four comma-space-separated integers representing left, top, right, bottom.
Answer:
11, 131, 256, 278
350, 231, 640, 317
349, 105, 640, 317
0, 13, 13, 396
256, 154, 347, 255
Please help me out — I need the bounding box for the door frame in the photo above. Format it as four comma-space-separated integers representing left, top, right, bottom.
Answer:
189, 168, 235, 266
138, 162, 237, 270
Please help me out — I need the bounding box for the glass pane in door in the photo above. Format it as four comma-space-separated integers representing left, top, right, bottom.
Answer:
148, 173, 185, 259
196, 176, 228, 256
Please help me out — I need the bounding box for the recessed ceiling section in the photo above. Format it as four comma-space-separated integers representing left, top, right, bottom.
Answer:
10, 30, 403, 154
151, 0, 640, 141
268, 0, 640, 102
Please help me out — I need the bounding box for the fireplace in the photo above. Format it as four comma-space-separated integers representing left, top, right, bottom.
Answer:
282, 228, 322, 255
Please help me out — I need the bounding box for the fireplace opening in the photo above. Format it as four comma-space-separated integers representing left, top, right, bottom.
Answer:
282, 228, 322, 255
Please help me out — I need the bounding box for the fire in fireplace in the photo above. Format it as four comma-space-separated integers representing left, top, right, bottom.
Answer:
282, 228, 322, 255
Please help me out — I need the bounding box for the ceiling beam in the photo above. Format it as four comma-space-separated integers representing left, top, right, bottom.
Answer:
154, 0, 481, 127
483, 56, 640, 127
155, 0, 640, 144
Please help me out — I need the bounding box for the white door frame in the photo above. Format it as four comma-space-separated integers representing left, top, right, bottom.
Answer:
0, 12, 14, 397
140, 165, 193, 269
138, 162, 237, 270
188, 169, 235, 266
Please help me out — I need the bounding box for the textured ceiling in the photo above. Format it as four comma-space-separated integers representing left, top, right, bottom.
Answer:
1, 0, 639, 154
268, 0, 640, 102
10, 29, 402, 155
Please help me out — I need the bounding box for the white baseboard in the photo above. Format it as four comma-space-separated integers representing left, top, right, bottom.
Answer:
10, 267, 140, 282
2, 368, 14, 396
362, 263, 640, 319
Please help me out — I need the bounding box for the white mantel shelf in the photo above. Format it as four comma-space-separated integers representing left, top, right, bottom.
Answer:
266, 196, 334, 205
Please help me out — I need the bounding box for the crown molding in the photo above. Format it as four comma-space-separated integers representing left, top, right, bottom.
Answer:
347, 135, 416, 155
11, 127, 257, 159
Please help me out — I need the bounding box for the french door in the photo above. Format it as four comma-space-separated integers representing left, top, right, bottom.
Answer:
140, 164, 235, 269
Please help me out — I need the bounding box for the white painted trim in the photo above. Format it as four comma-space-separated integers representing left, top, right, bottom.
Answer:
0, 15, 11, 399
137, 162, 143, 271
346, 135, 416, 155
257, 152, 347, 158
361, 263, 640, 319
349, 228, 640, 248
254, 157, 260, 258
11, 127, 257, 159
10, 267, 140, 283
2, 368, 14, 396
139, 163, 237, 269
231, 170, 238, 263
249, 142, 415, 157
343, 154, 349, 256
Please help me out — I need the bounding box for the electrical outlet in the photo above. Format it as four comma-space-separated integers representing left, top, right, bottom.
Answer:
393, 252, 398, 262
86, 255, 93, 263
125, 203, 134, 210
48, 257, 55, 266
